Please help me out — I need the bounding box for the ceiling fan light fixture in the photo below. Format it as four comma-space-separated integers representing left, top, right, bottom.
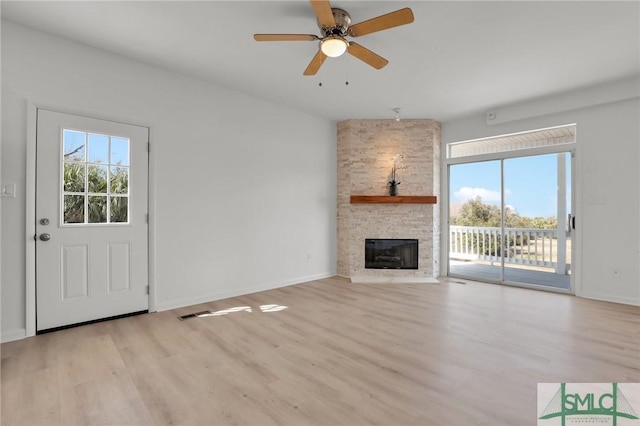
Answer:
320, 36, 348, 57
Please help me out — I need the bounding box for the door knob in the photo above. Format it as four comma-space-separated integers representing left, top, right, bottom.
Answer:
39, 233, 51, 242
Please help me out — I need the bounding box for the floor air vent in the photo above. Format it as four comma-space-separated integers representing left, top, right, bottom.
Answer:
178, 310, 211, 321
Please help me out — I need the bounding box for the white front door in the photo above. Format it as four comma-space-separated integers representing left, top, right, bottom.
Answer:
36, 109, 149, 331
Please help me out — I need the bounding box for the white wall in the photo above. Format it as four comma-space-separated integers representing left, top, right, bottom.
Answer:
1, 21, 337, 341
442, 82, 640, 306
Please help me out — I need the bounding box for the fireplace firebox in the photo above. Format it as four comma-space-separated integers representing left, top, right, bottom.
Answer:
365, 239, 418, 269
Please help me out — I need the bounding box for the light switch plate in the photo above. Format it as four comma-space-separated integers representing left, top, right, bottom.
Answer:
1, 183, 16, 198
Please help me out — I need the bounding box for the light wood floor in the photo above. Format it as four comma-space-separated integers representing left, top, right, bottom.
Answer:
2, 276, 639, 425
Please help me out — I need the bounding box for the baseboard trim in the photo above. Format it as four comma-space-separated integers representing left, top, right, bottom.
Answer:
1, 328, 26, 343
579, 291, 640, 306
155, 272, 335, 312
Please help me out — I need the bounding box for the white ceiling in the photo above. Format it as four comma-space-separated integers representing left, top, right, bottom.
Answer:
2, 1, 639, 122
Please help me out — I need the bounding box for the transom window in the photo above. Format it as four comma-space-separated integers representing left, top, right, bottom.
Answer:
446, 124, 576, 160
62, 129, 130, 224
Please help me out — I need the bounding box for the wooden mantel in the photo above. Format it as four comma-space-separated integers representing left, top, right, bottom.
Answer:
350, 195, 437, 204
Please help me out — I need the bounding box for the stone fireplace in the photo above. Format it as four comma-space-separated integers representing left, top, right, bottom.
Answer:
337, 119, 441, 282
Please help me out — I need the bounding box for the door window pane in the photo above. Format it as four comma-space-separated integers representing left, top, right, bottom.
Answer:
502, 154, 571, 289
110, 137, 129, 166
62, 129, 131, 225
88, 165, 108, 193
64, 195, 85, 223
110, 197, 128, 223
63, 163, 86, 192
87, 133, 109, 163
110, 166, 129, 194
63, 130, 86, 161
88, 196, 108, 223
448, 160, 502, 281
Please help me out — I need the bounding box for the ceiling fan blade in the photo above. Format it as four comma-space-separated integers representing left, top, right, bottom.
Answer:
310, 0, 336, 28
303, 50, 328, 75
348, 7, 414, 37
254, 34, 319, 42
347, 42, 388, 70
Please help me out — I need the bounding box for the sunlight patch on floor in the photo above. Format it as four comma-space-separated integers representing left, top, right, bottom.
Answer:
178, 304, 288, 320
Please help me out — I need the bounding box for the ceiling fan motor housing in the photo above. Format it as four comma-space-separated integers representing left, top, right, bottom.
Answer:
318, 8, 351, 36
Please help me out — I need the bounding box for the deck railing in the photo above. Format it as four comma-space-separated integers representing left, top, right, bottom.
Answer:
449, 225, 568, 269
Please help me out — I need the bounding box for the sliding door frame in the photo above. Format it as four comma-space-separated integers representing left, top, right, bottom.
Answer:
443, 144, 576, 294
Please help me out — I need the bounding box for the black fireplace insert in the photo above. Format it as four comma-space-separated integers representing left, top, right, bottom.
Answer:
365, 239, 418, 269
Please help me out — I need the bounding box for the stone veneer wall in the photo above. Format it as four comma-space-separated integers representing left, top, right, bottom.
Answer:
337, 119, 441, 279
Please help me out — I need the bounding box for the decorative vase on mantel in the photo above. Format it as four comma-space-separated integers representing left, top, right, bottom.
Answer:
389, 181, 399, 196
389, 153, 405, 196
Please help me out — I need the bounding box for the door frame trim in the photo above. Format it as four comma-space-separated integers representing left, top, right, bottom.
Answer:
25, 103, 157, 337
26, 104, 37, 336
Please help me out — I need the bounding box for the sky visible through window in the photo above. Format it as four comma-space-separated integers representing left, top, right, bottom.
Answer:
64, 130, 129, 166
449, 153, 571, 219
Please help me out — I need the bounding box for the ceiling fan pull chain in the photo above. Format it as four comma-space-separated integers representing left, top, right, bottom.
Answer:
345, 54, 350, 86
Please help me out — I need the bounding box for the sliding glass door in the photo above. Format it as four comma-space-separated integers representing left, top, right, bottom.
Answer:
502, 153, 571, 288
448, 153, 572, 290
448, 160, 503, 281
